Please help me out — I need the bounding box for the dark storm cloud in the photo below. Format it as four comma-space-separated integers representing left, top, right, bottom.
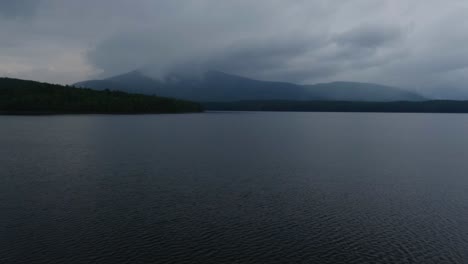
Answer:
2, 0, 468, 98
163, 38, 320, 80
83, 2, 413, 84
334, 25, 403, 49
0, 0, 40, 18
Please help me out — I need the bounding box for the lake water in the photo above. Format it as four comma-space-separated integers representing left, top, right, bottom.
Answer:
1, 112, 468, 263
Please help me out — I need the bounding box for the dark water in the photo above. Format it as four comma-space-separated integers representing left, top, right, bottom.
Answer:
1, 112, 468, 264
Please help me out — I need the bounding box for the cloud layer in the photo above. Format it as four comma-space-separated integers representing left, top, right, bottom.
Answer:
1, 0, 468, 97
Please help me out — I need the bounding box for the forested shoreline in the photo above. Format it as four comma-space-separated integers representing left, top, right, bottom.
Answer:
0, 78, 203, 114
204, 100, 468, 113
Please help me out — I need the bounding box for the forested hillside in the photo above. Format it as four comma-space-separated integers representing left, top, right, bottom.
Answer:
0, 78, 202, 114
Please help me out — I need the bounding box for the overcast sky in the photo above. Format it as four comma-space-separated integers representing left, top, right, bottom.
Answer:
1, 0, 468, 96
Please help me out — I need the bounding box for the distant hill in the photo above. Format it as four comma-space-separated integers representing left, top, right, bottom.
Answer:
75, 71, 313, 101
0, 77, 202, 114
304, 82, 424, 102
75, 70, 426, 102
75, 71, 165, 96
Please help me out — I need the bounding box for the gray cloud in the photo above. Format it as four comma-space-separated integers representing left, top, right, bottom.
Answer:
0, 0, 40, 18
334, 25, 403, 49
2, 0, 468, 98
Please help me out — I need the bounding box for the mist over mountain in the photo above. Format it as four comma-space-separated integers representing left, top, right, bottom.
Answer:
303, 82, 425, 102
75, 70, 425, 102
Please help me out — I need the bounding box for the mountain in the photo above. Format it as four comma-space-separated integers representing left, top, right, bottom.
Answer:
75, 70, 426, 102
74, 70, 163, 95
75, 71, 315, 101
304, 82, 425, 102
0, 77, 202, 114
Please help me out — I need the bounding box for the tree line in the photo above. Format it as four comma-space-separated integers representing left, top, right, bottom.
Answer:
0, 78, 203, 114
203, 100, 468, 113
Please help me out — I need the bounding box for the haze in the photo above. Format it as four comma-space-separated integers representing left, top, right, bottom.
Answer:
1, 0, 468, 98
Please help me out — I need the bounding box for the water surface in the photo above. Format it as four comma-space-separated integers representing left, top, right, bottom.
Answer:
1, 112, 468, 263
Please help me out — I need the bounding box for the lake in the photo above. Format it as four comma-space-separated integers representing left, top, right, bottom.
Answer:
1, 112, 468, 263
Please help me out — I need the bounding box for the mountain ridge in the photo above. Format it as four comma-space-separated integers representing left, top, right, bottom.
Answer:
75, 70, 426, 102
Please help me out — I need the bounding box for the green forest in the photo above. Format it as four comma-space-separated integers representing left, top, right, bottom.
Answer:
0, 78, 202, 114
